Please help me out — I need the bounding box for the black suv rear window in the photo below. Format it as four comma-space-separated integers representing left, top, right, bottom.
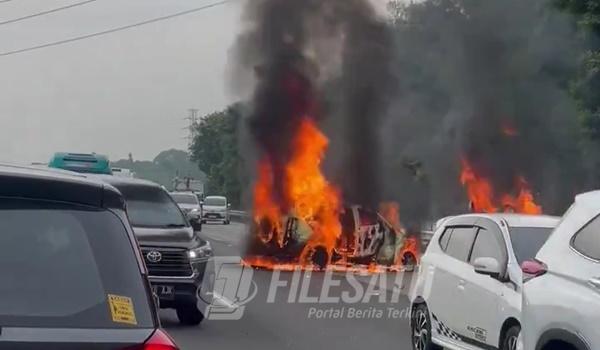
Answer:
0, 198, 154, 328
116, 185, 187, 228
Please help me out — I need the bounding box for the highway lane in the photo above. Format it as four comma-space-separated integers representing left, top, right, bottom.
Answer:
162, 222, 416, 350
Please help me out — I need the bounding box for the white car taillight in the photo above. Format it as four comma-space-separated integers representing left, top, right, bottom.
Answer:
521, 259, 547, 282
125, 329, 179, 350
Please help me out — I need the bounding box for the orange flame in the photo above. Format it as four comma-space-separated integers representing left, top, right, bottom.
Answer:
460, 158, 498, 213
253, 160, 284, 246
460, 158, 542, 214
395, 236, 420, 266
500, 176, 542, 215
252, 117, 341, 265
379, 201, 403, 232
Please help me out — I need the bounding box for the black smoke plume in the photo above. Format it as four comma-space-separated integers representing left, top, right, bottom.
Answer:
231, 0, 591, 230
381, 0, 591, 226
230, 0, 396, 210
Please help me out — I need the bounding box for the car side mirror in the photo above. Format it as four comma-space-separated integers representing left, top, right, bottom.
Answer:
473, 257, 501, 278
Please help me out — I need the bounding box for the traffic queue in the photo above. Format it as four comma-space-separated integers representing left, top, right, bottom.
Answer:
2, 151, 598, 350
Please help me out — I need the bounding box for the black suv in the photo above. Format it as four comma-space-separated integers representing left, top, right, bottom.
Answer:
0, 164, 179, 349
99, 176, 214, 326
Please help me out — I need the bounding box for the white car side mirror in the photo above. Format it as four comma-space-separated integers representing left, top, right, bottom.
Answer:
473, 257, 501, 278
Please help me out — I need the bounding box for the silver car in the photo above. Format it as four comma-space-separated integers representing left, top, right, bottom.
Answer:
202, 196, 231, 225
170, 192, 203, 230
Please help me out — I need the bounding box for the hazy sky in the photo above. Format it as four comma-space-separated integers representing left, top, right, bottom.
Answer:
0, 0, 389, 163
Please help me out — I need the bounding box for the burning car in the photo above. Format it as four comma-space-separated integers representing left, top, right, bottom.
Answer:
245, 205, 419, 271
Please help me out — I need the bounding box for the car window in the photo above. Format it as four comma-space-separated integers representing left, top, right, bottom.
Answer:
204, 197, 226, 206
444, 226, 477, 262
340, 208, 356, 236
171, 193, 198, 205
0, 198, 153, 328
117, 185, 187, 228
572, 214, 600, 260
438, 227, 453, 251
508, 227, 553, 264
358, 208, 378, 226
470, 227, 505, 264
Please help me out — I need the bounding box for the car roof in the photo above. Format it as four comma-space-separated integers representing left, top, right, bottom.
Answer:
169, 191, 197, 195
205, 195, 226, 199
0, 163, 124, 209
92, 174, 162, 189
574, 190, 600, 212
446, 213, 560, 228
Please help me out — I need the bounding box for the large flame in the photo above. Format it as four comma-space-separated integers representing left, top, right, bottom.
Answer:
500, 176, 542, 215
253, 117, 342, 265
460, 158, 542, 214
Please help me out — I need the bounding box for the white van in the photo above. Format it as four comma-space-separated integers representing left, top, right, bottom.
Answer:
202, 196, 230, 225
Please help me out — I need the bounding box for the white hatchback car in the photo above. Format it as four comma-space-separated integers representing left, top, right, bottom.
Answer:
410, 213, 559, 350
521, 191, 600, 350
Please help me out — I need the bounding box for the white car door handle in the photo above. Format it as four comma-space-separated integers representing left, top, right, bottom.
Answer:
588, 277, 600, 290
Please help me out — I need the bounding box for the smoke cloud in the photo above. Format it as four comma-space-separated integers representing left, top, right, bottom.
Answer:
380, 0, 590, 225
230, 0, 396, 210
231, 0, 591, 228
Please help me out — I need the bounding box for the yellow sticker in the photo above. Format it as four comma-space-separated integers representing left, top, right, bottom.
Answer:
107, 294, 137, 325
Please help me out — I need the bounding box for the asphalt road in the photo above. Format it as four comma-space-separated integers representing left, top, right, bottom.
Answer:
162, 222, 415, 350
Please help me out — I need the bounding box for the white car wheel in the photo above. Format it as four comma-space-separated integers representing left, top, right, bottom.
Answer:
411, 304, 441, 350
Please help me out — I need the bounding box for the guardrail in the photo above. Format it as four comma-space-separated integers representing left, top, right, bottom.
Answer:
229, 210, 249, 222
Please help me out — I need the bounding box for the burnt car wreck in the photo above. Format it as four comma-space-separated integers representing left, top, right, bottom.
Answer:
245, 205, 419, 271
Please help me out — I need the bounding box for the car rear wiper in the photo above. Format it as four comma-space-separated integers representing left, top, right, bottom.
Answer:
164, 223, 186, 228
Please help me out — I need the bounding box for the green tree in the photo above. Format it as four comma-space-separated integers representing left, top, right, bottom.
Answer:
189, 104, 244, 207
555, 0, 600, 140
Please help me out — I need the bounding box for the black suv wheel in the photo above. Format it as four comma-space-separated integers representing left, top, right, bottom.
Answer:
176, 303, 205, 325
411, 304, 441, 350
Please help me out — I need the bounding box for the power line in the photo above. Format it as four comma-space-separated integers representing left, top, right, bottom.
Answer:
0, 0, 232, 58
0, 0, 100, 26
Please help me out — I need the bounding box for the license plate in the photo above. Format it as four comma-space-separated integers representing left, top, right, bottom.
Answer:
209, 214, 218, 218
152, 285, 174, 299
